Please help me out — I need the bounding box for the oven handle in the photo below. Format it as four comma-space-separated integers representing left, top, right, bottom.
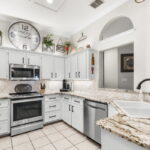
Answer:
11, 98, 43, 104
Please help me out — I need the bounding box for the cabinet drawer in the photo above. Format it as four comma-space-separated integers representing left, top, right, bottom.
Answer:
0, 121, 9, 135
45, 102, 60, 112
45, 111, 60, 123
0, 108, 9, 121
45, 95, 60, 102
0, 99, 9, 108
72, 97, 84, 106
63, 95, 72, 103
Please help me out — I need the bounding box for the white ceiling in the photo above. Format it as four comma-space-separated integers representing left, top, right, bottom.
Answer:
0, 0, 129, 37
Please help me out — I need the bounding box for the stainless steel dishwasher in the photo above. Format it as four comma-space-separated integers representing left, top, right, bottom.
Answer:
84, 99, 108, 144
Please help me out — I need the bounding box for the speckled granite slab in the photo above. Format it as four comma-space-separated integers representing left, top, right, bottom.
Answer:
97, 114, 150, 149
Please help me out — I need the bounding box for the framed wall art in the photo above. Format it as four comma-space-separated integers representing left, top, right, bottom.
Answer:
56, 38, 65, 53
121, 53, 134, 72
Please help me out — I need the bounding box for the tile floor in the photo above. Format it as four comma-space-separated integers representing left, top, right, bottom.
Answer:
0, 122, 101, 150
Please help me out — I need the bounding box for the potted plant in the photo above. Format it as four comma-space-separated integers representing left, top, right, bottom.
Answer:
42, 34, 55, 52
64, 41, 73, 54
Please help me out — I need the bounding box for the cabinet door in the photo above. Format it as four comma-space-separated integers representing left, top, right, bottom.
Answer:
62, 102, 71, 125
65, 57, 71, 79
9, 51, 27, 65
41, 55, 54, 79
27, 53, 41, 66
0, 51, 9, 79
54, 57, 64, 80
71, 105, 84, 133
71, 55, 78, 79
77, 52, 87, 79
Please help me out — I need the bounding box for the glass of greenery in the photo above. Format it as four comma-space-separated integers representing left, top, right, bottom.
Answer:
42, 34, 55, 53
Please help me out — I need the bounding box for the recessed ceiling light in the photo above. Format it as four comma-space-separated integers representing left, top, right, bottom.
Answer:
47, 0, 53, 4
135, 0, 145, 3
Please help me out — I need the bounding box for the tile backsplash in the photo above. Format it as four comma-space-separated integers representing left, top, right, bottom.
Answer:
0, 80, 150, 102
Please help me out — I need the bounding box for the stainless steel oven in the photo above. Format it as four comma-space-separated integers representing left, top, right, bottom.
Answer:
9, 64, 40, 81
11, 97, 43, 127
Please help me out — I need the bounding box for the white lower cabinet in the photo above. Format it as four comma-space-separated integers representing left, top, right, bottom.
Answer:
44, 95, 61, 124
62, 95, 84, 133
62, 101, 72, 125
71, 104, 83, 133
0, 99, 10, 136
101, 129, 145, 150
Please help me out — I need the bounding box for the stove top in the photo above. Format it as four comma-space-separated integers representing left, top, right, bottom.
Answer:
10, 92, 42, 99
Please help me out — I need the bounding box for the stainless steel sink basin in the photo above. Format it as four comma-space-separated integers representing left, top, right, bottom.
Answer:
114, 100, 150, 119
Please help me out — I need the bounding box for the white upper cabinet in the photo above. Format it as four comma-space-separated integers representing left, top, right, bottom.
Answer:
54, 56, 65, 80
9, 51, 41, 66
41, 55, 53, 80
65, 57, 71, 79
67, 49, 96, 80
42, 55, 64, 80
77, 51, 87, 79
9, 51, 27, 65
71, 55, 78, 79
26, 53, 41, 66
0, 50, 9, 79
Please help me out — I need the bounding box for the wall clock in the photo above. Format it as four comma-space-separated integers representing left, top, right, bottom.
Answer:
8, 21, 40, 51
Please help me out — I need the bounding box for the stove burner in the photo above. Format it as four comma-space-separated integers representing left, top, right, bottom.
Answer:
9, 92, 42, 99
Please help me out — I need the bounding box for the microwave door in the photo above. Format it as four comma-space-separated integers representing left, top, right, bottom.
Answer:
10, 67, 34, 80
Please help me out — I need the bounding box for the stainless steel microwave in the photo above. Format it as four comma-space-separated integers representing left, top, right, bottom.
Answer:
9, 64, 40, 81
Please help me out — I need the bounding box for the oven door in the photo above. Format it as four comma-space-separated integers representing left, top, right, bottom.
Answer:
11, 98, 43, 127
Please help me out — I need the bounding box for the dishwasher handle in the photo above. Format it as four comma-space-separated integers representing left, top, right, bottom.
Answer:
85, 103, 106, 111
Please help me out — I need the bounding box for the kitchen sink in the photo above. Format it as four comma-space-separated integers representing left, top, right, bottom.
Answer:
114, 100, 150, 119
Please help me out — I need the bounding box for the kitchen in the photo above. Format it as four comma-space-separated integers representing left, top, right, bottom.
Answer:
0, 0, 149, 150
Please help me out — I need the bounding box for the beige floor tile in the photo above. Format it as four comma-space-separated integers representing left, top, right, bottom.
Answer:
12, 133, 30, 146
42, 125, 58, 135
53, 123, 70, 131
13, 142, 34, 150
32, 136, 50, 149
53, 138, 73, 150
0, 136, 12, 149
52, 122, 65, 127
47, 132, 64, 143
67, 133, 86, 145
66, 146, 78, 150
76, 140, 99, 150
35, 143, 56, 150
28, 129, 45, 141
60, 128, 77, 137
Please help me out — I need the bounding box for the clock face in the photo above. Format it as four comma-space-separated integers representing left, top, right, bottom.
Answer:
8, 22, 40, 51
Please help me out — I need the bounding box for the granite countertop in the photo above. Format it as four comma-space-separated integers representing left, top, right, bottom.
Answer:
97, 102, 150, 149
43, 90, 115, 104
0, 94, 11, 99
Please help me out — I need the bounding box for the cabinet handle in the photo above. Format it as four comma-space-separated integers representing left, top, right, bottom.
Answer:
49, 115, 56, 119
22, 57, 24, 64
51, 73, 53, 78
68, 73, 70, 78
75, 72, 77, 78
72, 106, 74, 112
28, 58, 30, 65
49, 97, 56, 100
69, 105, 71, 111
74, 100, 80, 103
49, 105, 56, 108
55, 73, 57, 78
64, 97, 69, 100
78, 72, 80, 78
